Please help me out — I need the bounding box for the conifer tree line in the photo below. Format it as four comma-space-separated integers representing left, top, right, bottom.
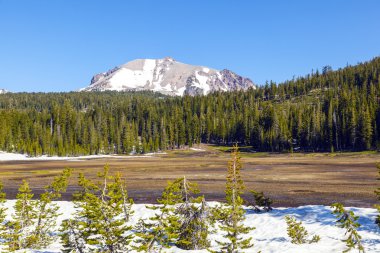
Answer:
0, 57, 380, 156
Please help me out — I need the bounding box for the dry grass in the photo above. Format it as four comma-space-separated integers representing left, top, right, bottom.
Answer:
0, 146, 379, 207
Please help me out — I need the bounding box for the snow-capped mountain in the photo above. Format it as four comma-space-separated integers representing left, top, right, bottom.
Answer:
0, 89, 9, 94
80, 57, 255, 96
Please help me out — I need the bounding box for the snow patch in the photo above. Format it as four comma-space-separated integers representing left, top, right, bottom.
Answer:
0, 151, 156, 161
176, 86, 187, 96
193, 71, 210, 95
190, 147, 206, 152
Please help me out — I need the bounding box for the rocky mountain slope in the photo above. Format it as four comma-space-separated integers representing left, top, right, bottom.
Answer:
80, 57, 255, 95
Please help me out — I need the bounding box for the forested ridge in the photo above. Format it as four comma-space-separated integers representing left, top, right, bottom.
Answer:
0, 57, 379, 156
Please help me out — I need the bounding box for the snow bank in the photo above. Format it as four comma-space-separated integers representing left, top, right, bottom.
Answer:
1, 201, 379, 252
0, 151, 156, 161
190, 147, 206, 152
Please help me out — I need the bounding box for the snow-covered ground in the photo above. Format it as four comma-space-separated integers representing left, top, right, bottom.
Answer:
1, 200, 379, 253
0, 151, 156, 161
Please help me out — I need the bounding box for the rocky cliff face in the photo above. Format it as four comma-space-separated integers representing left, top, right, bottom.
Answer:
80, 57, 255, 96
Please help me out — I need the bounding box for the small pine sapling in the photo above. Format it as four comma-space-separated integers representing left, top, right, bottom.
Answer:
134, 176, 209, 251
133, 179, 181, 252
216, 144, 254, 252
30, 168, 72, 248
0, 181, 7, 245
375, 164, 380, 227
331, 203, 365, 253
114, 172, 134, 222
5, 180, 37, 251
60, 165, 133, 253
60, 172, 99, 253
60, 178, 95, 253
284, 215, 320, 244
249, 190, 273, 212
175, 177, 210, 250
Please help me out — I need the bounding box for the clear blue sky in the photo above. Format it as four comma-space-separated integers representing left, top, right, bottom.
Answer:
0, 0, 379, 92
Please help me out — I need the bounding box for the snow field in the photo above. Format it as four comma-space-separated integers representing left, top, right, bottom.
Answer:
1, 201, 379, 253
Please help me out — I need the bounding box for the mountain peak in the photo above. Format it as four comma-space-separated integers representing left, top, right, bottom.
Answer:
163, 56, 175, 62
80, 58, 255, 96
0, 89, 9, 94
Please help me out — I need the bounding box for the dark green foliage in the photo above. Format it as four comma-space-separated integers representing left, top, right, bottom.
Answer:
216, 199, 254, 252
284, 215, 320, 244
134, 177, 209, 251
249, 190, 273, 212
157, 177, 201, 205
331, 203, 365, 253
0, 57, 379, 156
60, 165, 134, 253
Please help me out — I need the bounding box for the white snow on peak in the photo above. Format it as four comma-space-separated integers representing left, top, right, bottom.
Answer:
203, 67, 210, 73
80, 57, 255, 96
195, 71, 210, 95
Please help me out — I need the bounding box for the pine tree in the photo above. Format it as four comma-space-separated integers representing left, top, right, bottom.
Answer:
60, 165, 133, 253
284, 215, 320, 244
5, 180, 37, 251
114, 172, 134, 222
375, 164, 380, 227
134, 176, 207, 251
249, 190, 273, 212
30, 168, 72, 248
134, 217, 167, 252
0, 181, 7, 244
363, 106, 373, 150
174, 177, 210, 250
226, 145, 245, 205
216, 145, 254, 252
133, 179, 183, 252
134, 177, 185, 251
60, 219, 86, 253
331, 203, 365, 253
176, 196, 210, 250
60, 173, 98, 253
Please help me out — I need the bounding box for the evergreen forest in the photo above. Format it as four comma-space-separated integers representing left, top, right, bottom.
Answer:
0, 57, 379, 156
